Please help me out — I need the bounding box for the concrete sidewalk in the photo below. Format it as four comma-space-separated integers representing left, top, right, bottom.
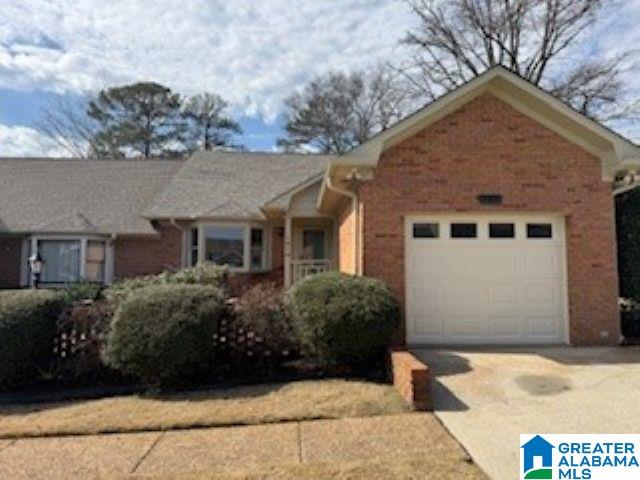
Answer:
0, 413, 465, 479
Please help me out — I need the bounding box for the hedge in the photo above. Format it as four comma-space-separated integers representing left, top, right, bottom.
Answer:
0, 291, 66, 389
285, 272, 399, 366
103, 284, 226, 388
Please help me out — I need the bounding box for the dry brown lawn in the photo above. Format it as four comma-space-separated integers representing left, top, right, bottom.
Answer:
0, 379, 408, 438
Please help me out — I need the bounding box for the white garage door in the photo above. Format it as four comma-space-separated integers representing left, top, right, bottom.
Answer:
406, 215, 567, 345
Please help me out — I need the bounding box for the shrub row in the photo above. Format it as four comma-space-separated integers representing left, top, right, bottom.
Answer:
0, 266, 399, 390
0, 291, 67, 390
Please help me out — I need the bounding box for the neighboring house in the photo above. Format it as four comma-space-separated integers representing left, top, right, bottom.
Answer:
1, 67, 640, 346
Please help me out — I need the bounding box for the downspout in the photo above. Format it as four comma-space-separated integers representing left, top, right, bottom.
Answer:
169, 218, 188, 268
326, 173, 360, 276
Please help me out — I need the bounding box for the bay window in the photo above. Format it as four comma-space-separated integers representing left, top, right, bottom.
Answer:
191, 224, 268, 272
204, 226, 245, 268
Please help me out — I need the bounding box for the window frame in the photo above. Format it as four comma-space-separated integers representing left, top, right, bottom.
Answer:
413, 223, 440, 239
450, 222, 478, 239
194, 222, 269, 273
27, 235, 112, 286
489, 222, 516, 239
527, 223, 554, 239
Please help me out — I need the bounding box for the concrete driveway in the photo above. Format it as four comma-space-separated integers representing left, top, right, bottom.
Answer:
414, 347, 640, 480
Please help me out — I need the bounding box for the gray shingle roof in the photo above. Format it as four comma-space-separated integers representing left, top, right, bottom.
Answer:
0, 158, 182, 235
144, 151, 335, 220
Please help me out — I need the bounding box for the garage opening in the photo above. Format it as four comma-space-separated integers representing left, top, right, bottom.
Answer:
405, 215, 567, 345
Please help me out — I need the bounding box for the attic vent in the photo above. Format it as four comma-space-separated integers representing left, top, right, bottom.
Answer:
477, 194, 503, 205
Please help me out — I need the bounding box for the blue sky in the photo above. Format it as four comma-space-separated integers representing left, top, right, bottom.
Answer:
1, 0, 639, 156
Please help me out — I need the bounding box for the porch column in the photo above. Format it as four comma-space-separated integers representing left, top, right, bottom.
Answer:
284, 213, 293, 287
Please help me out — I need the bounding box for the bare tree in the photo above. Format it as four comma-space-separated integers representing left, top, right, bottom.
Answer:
182, 93, 242, 151
401, 0, 637, 121
35, 96, 100, 158
278, 64, 411, 154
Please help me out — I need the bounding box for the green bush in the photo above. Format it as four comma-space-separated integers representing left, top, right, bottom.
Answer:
0, 291, 66, 389
103, 284, 226, 388
234, 282, 296, 355
285, 273, 399, 367
59, 282, 104, 304
105, 264, 229, 305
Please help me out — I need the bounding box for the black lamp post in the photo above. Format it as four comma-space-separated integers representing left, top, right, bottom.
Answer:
28, 252, 43, 289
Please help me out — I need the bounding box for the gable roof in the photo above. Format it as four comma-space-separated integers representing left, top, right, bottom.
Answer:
145, 151, 335, 220
331, 66, 640, 177
0, 158, 182, 235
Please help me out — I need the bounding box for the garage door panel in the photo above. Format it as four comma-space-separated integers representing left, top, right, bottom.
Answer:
442, 285, 486, 306
488, 285, 519, 305
412, 316, 443, 336
408, 249, 443, 276
525, 249, 560, 276
444, 250, 484, 275
485, 250, 520, 276
527, 316, 559, 337
408, 287, 440, 307
406, 215, 566, 345
445, 315, 485, 337
524, 284, 558, 306
488, 315, 523, 336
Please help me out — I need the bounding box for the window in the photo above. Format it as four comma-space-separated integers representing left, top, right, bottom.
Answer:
204, 226, 245, 268
85, 240, 106, 282
189, 228, 198, 266
302, 230, 326, 260
413, 223, 439, 239
198, 224, 267, 271
38, 240, 81, 284
451, 223, 477, 238
527, 223, 553, 239
489, 223, 515, 239
250, 228, 265, 270
29, 236, 111, 285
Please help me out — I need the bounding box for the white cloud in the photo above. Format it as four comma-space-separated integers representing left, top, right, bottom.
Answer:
0, 124, 68, 157
0, 0, 415, 120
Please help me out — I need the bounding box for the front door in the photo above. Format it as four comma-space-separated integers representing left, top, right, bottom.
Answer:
301, 229, 326, 260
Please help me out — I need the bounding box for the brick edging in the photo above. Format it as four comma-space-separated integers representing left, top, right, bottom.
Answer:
388, 349, 431, 411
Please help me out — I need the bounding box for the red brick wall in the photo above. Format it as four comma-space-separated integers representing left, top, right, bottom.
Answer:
359, 93, 619, 346
336, 198, 356, 274
0, 237, 22, 288
390, 350, 430, 411
114, 223, 182, 279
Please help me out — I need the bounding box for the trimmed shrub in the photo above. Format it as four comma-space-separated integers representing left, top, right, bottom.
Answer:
0, 291, 66, 389
103, 284, 226, 388
105, 264, 229, 305
285, 272, 399, 367
234, 282, 296, 355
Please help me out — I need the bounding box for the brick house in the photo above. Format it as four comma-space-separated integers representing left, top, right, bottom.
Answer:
2, 67, 639, 346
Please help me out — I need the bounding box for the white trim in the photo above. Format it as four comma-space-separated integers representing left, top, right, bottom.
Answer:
336, 67, 640, 168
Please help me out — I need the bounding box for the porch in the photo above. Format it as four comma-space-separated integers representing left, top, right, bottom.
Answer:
284, 217, 336, 287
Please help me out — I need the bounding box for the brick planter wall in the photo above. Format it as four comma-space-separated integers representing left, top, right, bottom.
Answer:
390, 350, 430, 411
